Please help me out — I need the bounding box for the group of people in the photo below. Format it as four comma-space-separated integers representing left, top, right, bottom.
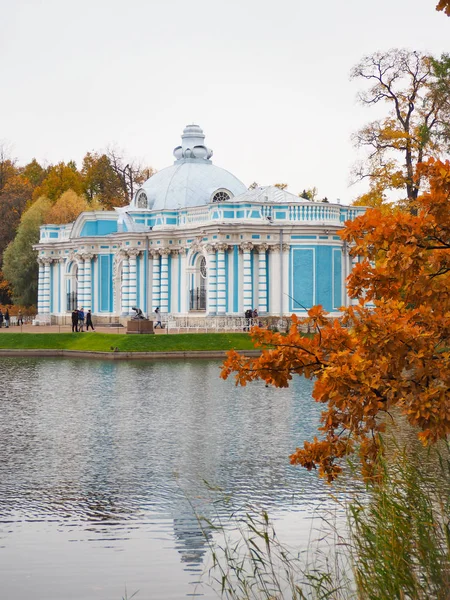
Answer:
71, 307, 95, 332
0, 309, 24, 328
0, 309, 10, 328
244, 308, 260, 331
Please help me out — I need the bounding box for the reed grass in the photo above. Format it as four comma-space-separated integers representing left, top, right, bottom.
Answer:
202, 443, 450, 599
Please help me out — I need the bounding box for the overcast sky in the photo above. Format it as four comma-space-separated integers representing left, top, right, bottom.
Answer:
1, 0, 448, 203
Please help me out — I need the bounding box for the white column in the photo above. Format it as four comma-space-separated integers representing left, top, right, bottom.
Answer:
342, 241, 349, 307
241, 242, 253, 312
257, 244, 269, 314
151, 250, 161, 311
121, 252, 130, 315
58, 258, 65, 313
179, 248, 187, 314
37, 260, 45, 314
216, 243, 228, 315
76, 257, 85, 308
128, 248, 139, 312
83, 253, 94, 312
160, 249, 170, 313
281, 243, 290, 315
170, 249, 179, 313
205, 244, 217, 315
42, 258, 52, 314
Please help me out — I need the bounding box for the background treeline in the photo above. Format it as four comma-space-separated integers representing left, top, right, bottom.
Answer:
0, 147, 153, 306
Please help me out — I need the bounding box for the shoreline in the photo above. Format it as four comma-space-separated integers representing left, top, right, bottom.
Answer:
0, 348, 261, 360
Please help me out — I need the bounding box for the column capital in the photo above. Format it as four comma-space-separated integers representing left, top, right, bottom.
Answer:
240, 242, 254, 252
170, 249, 180, 256
159, 247, 171, 256
81, 252, 95, 261
270, 243, 289, 252
41, 256, 53, 265
178, 247, 187, 255
204, 243, 217, 254
216, 243, 229, 252
127, 247, 141, 258
189, 242, 204, 254
256, 243, 269, 253
150, 249, 160, 258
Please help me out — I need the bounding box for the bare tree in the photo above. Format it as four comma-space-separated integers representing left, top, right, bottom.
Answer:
106, 146, 155, 204
351, 49, 450, 204
0, 142, 17, 193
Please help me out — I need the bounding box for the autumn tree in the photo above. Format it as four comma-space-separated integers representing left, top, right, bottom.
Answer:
81, 152, 125, 208
32, 161, 84, 202
20, 158, 47, 190
3, 196, 51, 306
0, 176, 33, 256
222, 158, 450, 482
0, 153, 45, 302
0, 143, 19, 193
45, 189, 94, 225
351, 49, 450, 206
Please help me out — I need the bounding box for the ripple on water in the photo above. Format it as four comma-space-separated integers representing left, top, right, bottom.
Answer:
0, 357, 347, 600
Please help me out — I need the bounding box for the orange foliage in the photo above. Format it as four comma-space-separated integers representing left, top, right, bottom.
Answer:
221, 158, 450, 482
45, 190, 92, 225
437, 0, 450, 15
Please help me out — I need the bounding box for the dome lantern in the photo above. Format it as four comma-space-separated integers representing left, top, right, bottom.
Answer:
173, 124, 213, 162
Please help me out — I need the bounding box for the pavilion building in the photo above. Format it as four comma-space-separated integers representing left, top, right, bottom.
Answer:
34, 124, 364, 324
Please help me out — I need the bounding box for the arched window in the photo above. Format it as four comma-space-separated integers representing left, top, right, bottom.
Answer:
211, 189, 232, 203
136, 190, 148, 208
200, 256, 207, 279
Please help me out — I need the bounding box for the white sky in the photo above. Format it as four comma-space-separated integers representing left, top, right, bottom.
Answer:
0, 0, 448, 203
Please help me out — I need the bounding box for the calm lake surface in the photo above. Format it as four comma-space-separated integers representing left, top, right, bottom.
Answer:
0, 357, 348, 599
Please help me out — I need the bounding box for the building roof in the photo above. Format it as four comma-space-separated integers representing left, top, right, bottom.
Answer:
233, 185, 309, 204
131, 124, 247, 211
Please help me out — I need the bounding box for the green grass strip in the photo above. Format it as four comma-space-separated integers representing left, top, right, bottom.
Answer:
0, 332, 257, 353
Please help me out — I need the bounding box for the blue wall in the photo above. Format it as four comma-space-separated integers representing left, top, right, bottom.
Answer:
99, 254, 113, 311
80, 220, 117, 237
290, 245, 342, 312
291, 248, 314, 310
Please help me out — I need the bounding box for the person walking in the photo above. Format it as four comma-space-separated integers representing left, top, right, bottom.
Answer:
71, 308, 79, 332
4, 309, 10, 328
86, 309, 95, 331
17, 310, 23, 326
0, 309, 4, 328
77, 307, 85, 332
153, 307, 162, 328
243, 308, 252, 331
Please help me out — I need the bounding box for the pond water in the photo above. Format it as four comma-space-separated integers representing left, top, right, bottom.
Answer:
0, 358, 348, 599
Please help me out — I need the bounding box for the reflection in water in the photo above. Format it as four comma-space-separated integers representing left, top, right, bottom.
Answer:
0, 357, 337, 599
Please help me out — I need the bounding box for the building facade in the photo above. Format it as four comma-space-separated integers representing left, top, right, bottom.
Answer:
35, 124, 365, 324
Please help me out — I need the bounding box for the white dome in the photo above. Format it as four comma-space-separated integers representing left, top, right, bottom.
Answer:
132, 125, 247, 210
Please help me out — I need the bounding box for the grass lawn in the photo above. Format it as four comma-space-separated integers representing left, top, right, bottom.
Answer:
0, 332, 258, 353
